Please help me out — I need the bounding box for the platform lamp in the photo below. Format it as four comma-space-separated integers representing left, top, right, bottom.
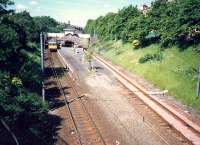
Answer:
40, 32, 45, 102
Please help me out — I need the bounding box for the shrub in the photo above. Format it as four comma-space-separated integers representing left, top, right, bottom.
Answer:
85, 50, 93, 62
139, 53, 163, 63
11, 77, 23, 88
132, 39, 140, 49
193, 46, 200, 53
27, 42, 38, 52
19, 58, 42, 94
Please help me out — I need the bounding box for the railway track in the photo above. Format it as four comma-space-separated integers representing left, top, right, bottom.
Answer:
93, 54, 200, 145
48, 51, 107, 145
57, 49, 197, 144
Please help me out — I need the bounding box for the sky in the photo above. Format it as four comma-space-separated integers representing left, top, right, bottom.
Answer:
14, 0, 153, 27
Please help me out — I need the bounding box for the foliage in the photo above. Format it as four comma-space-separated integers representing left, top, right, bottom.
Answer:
12, 11, 36, 41
193, 45, 200, 54
11, 77, 23, 88
33, 16, 58, 31
0, 1, 61, 144
0, 24, 20, 63
33, 16, 65, 42
85, 0, 200, 48
132, 40, 140, 49
94, 41, 200, 110
85, 49, 93, 62
27, 42, 38, 52
138, 53, 162, 63
0, 0, 14, 15
19, 54, 42, 93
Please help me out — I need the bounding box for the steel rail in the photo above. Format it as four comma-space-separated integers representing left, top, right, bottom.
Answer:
94, 54, 200, 145
89, 92, 172, 145
58, 49, 175, 145
48, 52, 83, 145
57, 49, 178, 144
64, 74, 107, 145
51, 52, 107, 145
57, 54, 107, 145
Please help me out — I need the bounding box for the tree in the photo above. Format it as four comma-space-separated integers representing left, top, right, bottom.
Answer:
0, 1, 62, 144
85, 0, 200, 48
178, 0, 200, 26
0, 0, 14, 15
33, 16, 60, 41
12, 11, 36, 41
34, 16, 58, 32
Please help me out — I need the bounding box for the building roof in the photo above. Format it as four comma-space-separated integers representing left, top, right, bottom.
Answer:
60, 34, 80, 44
47, 33, 64, 38
79, 34, 90, 39
48, 41, 57, 44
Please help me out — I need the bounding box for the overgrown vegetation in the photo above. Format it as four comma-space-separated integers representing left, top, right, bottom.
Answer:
0, 1, 62, 144
85, 0, 200, 110
85, 0, 200, 49
138, 53, 163, 63
93, 41, 200, 110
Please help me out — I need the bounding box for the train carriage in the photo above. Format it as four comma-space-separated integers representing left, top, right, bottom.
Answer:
48, 41, 58, 52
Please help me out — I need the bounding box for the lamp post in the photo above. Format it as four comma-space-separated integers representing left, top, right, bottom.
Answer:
40, 33, 45, 102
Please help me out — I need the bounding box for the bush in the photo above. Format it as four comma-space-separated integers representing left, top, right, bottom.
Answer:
27, 42, 38, 52
193, 45, 200, 53
85, 49, 93, 62
19, 57, 42, 94
139, 53, 163, 63
132, 39, 140, 49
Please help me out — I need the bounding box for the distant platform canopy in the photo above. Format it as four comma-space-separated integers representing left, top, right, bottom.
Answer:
47, 33, 64, 38
60, 33, 80, 45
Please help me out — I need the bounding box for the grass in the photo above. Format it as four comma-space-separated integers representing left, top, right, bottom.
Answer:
93, 41, 200, 111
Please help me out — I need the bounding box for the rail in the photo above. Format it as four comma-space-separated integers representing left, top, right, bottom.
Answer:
48, 51, 83, 145
49, 51, 107, 145
93, 54, 200, 145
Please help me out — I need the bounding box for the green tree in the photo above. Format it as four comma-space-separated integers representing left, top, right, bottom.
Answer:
0, 1, 61, 144
33, 16, 60, 41
85, 0, 200, 48
12, 11, 36, 41
0, 0, 13, 15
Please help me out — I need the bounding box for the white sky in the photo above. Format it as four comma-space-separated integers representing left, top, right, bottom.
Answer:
14, 0, 153, 27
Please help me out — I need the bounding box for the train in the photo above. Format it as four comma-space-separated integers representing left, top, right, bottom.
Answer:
45, 33, 91, 52
47, 41, 61, 52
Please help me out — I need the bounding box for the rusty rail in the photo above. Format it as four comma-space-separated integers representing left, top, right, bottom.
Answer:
94, 54, 200, 145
